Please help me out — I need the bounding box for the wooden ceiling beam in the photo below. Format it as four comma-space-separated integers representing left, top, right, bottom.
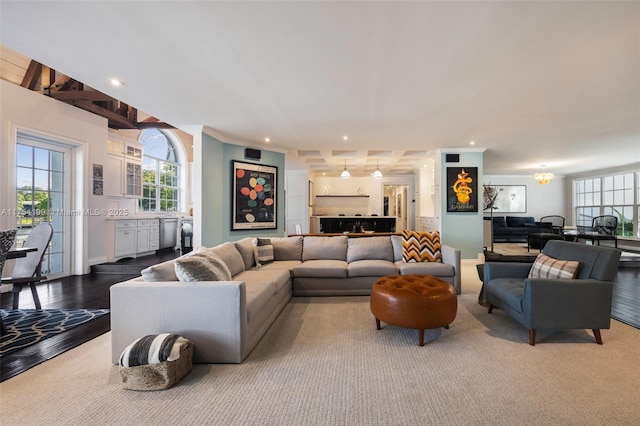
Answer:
75, 100, 137, 129
41, 66, 55, 91
135, 121, 175, 129
48, 90, 115, 102
21, 60, 42, 90
19, 63, 172, 130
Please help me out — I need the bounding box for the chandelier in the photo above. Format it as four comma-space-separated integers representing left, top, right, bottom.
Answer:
534, 165, 554, 184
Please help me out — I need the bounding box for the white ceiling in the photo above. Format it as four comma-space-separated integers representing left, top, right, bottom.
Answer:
1, 1, 638, 177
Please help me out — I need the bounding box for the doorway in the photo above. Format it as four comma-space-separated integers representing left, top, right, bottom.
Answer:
15, 133, 73, 278
383, 184, 409, 231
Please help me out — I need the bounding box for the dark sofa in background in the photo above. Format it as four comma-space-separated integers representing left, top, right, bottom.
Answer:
484, 216, 535, 243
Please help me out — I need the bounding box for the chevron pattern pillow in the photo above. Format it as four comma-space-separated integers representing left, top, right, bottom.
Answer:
401, 230, 442, 263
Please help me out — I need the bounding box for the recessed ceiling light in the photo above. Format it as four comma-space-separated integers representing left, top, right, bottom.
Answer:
343, 135, 348, 141
108, 78, 124, 87
264, 137, 270, 143
469, 141, 475, 145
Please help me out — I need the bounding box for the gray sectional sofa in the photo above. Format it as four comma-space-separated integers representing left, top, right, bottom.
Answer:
110, 234, 460, 364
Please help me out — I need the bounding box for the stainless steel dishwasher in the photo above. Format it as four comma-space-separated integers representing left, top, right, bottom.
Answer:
159, 218, 178, 249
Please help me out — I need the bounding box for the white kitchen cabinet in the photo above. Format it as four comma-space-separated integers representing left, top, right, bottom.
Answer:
107, 218, 160, 262
107, 134, 143, 199
113, 220, 137, 258
136, 218, 159, 255
148, 218, 160, 251
136, 219, 150, 253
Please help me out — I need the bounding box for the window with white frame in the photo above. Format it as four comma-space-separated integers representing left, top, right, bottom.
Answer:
574, 171, 639, 238
138, 129, 181, 213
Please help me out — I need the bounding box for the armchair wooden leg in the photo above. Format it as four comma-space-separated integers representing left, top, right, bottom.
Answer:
488, 304, 494, 314
418, 329, 424, 346
592, 329, 603, 345
375, 318, 381, 330
529, 329, 536, 346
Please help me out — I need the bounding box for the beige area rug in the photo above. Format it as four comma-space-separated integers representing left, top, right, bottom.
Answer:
2, 261, 640, 425
490, 242, 536, 256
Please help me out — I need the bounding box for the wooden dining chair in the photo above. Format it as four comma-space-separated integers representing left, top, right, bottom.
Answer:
0, 229, 18, 278
1, 222, 53, 309
0, 229, 18, 335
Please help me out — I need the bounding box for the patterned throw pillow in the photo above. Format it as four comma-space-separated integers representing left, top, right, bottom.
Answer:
119, 333, 190, 367
401, 230, 442, 263
254, 238, 274, 266
174, 251, 232, 281
528, 253, 579, 279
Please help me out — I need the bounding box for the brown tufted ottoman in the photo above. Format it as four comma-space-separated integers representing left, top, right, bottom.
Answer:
370, 274, 457, 346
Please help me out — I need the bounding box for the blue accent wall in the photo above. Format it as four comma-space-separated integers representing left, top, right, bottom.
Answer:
440, 152, 484, 259
198, 132, 285, 246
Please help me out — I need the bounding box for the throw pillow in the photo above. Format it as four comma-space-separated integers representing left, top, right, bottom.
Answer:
174, 251, 232, 282
254, 238, 274, 266
401, 230, 442, 263
234, 237, 256, 270
119, 333, 189, 367
141, 259, 180, 281
528, 253, 579, 279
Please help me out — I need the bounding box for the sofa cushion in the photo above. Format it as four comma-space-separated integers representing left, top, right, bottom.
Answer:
347, 236, 393, 263
245, 281, 279, 323
528, 253, 579, 279
486, 278, 525, 313
293, 259, 348, 278
487, 216, 507, 228
506, 216, 534, 227
302, 236, 348, 261
348, 260, 397, 277
271, 236, 303, 261
235, 269, 291, 295
401, 230, 442, 263
234, 237, 256, 270
174, 251, 232, 282
209, 242, 246, 276
395, 261, 454, 276
391, 235, 403, 262
254, 238, 274, 266
251, 260, 301, 273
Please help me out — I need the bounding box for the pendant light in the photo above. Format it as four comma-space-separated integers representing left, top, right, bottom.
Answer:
340, 159, 351, 179
372, 159, 383, 179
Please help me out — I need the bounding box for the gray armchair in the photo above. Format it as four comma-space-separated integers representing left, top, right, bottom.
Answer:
484, 240, 621, 345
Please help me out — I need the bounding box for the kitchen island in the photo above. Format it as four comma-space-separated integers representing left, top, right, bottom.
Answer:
310, 215, 396, 234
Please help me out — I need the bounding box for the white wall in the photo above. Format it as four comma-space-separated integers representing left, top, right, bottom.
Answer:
1, 80, 108, 274
483, 174, 568, 221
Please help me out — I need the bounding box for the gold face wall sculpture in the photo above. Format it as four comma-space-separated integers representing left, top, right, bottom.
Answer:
452, 169, 473, 204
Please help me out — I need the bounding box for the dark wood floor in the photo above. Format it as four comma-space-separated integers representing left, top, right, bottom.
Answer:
0, 250, 179, 382
1, 252, 638, 382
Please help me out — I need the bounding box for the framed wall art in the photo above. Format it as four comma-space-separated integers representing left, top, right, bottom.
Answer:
92, 163, 103, 196
231, 160, 277, 230
491, 185, 527, 213
446, 167, 479, 212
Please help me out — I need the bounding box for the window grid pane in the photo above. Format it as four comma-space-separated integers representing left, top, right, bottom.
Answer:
138, 130, 181, 213
574, 172, 639, 237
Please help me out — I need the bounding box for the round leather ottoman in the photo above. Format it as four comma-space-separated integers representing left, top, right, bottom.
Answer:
370, 274, 457, 346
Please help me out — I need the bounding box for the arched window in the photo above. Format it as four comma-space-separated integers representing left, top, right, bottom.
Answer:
138, 129, 182, 212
